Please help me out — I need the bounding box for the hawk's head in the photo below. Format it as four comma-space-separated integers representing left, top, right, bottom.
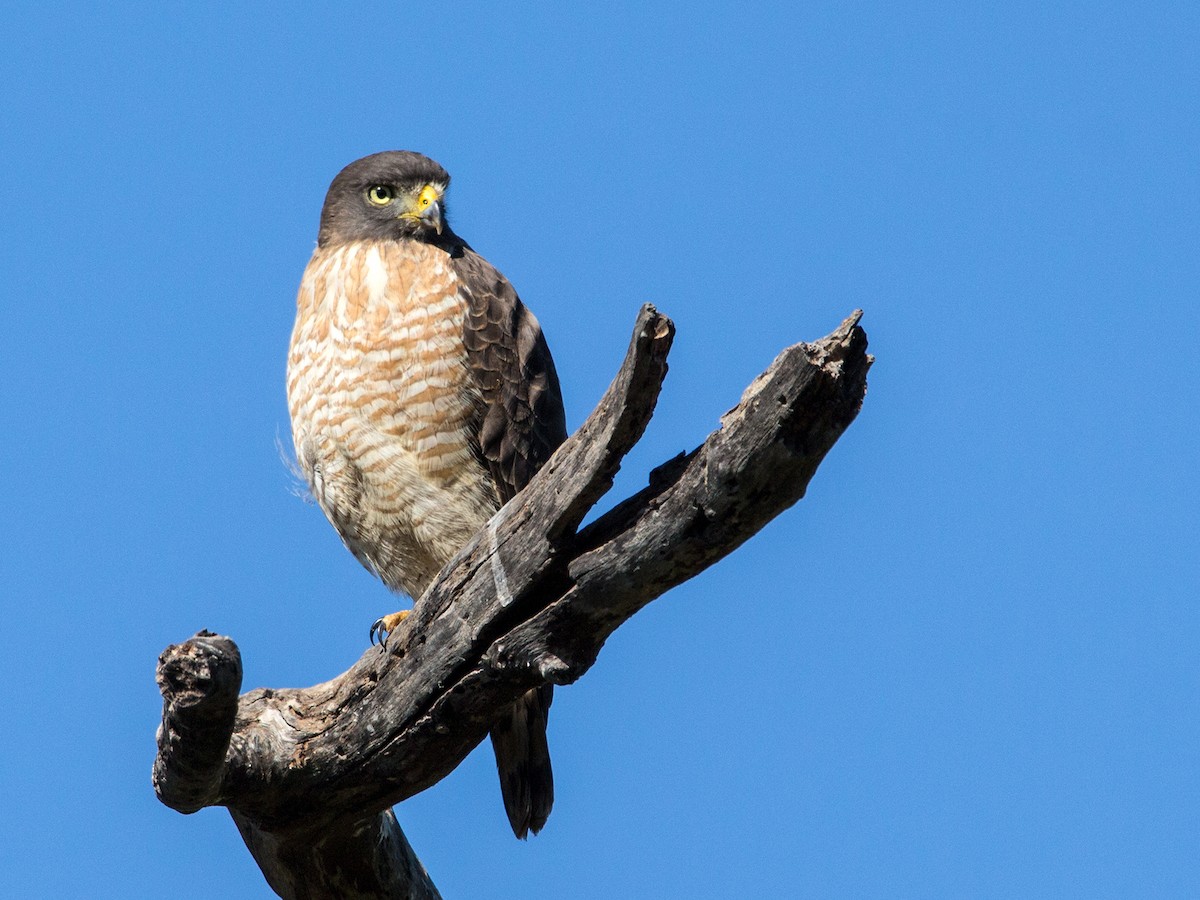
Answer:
317, 151, 451, 248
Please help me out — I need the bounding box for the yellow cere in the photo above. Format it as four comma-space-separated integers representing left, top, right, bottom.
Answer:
417, 184, 439, 210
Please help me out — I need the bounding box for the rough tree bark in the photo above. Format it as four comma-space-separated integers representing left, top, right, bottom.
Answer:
154, 305, 871, 899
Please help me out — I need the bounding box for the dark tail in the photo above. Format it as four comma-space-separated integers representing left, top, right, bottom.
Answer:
490, 684, 554, 839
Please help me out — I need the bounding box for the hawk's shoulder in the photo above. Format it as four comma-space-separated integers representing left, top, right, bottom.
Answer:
451, 247, 567, 500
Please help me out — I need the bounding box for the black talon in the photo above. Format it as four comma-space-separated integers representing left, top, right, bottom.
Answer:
370, 617, 388, 648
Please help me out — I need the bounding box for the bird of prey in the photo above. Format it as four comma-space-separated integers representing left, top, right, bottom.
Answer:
287, 151, 565, 838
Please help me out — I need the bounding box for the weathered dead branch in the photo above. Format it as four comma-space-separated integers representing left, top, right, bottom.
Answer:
154, 305, 871, 898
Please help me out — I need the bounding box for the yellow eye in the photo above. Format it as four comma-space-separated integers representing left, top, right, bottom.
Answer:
367, 185, 394, 205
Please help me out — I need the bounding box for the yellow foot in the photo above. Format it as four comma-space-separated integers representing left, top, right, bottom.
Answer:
369, 609, 410, 648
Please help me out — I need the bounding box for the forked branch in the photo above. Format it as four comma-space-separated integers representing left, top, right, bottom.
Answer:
154, 305, 871, 899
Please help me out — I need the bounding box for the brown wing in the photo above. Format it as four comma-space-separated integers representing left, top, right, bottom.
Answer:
453, 245, 563, 837
455, 248, 567, 502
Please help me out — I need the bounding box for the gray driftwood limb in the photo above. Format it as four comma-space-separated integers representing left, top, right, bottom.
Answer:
153, 305, 871, 899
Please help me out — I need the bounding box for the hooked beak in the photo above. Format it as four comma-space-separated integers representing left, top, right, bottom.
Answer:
421, 199, 443, 235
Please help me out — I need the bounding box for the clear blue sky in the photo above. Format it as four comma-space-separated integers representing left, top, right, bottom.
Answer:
2, 3, 1196, 897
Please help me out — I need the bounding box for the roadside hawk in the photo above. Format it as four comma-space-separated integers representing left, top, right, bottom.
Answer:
287, 151, 565, 838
